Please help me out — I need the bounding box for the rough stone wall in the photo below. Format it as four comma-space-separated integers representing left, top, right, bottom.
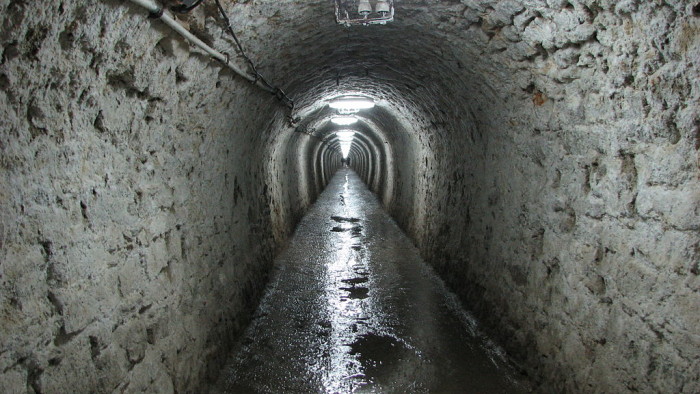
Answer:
0, 1, 299, 392
413, 1, 700, 392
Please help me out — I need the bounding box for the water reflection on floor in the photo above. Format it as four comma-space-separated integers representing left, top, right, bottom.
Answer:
212, 169, 529, 393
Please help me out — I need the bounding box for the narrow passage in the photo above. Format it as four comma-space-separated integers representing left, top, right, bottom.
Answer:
213, 169, 527, 393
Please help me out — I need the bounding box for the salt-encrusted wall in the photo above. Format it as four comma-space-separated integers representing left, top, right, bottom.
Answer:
407, 1, 700, 392
0, 1, 316, 392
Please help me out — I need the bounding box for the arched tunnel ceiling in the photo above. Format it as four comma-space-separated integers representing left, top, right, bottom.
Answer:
200, 0, 512, 121
191, 0, 700, 154
246, 0, 474, 104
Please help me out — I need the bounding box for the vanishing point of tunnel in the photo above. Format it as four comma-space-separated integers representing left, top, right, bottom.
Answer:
1, 0, 698, 393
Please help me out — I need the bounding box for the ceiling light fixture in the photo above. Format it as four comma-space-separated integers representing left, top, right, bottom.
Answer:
375, 1, 390, 17
335, 130, 356, 141
358, 0, 371, 17
331, 116, 358, 126
335, 0, 394, 26
328, 96, 375, 115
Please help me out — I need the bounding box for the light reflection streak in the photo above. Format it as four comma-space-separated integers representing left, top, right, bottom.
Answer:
322, 174, 375, 392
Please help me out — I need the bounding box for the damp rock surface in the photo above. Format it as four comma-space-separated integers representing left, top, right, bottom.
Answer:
213, 169, 529, 393
0, 1, 305, 392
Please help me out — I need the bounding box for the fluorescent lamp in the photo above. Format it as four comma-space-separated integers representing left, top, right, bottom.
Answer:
337, 108, 359, 115
331, 116, 358, 125
336, 130, 356, 140
328, 96, 375, 111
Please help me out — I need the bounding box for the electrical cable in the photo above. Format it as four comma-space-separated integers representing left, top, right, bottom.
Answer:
213, 0, 255, 75
123, 0, 294, 111
212, 0, 294, 110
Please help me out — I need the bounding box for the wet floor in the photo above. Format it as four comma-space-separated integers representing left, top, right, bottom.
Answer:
212, 169, 529, 393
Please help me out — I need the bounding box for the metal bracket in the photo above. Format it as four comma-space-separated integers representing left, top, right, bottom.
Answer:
171, 0, 205, 14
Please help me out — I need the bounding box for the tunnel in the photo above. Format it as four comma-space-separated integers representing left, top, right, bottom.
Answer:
1, 0, 698, 392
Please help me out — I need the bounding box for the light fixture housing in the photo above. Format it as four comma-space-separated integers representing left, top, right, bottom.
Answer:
358, 0, 371, 17
335, 130, 356, 140
375, 0, 390, 17
328, 96, 375, 114
331, 116, 358, 126
335, 0, 394, 26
